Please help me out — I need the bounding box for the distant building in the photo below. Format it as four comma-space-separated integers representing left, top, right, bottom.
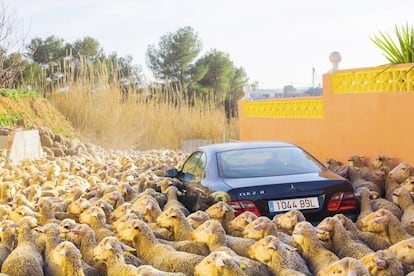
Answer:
248, 86, 322, 100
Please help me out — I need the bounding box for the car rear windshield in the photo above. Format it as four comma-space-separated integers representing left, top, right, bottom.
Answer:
217, 146, 324, 178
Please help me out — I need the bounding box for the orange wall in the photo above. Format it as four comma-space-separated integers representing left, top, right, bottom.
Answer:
239, 65, 414, 165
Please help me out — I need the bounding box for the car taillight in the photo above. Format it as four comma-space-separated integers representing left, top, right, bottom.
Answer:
327, 192, 357, 211
227, 200, 261, 217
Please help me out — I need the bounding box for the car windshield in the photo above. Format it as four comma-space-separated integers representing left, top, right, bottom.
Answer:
217, 146, 324, 178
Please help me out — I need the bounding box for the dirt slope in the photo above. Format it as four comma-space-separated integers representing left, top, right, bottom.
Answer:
0, 96, 80, 139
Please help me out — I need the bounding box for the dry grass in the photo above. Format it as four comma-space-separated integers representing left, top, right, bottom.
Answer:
46, 58, 239, 150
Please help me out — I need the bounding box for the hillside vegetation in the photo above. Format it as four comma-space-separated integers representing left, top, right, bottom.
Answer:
0, 90, 79, 138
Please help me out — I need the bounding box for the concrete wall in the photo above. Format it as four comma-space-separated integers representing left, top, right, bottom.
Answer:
238, 63, 414, 165
1, 129, 43, 163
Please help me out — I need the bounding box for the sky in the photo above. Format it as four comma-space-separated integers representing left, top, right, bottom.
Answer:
7, 0, 414, 89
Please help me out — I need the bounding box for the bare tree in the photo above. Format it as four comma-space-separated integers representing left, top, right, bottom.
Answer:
0, 2, 27, 88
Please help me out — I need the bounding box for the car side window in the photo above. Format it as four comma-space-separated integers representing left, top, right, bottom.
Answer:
181, 151, 207, 180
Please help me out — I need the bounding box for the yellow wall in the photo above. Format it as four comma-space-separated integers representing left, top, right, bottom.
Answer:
239, 64, 414, 165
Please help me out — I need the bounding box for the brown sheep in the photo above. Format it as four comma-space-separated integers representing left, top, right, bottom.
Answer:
392, 187, 414, 235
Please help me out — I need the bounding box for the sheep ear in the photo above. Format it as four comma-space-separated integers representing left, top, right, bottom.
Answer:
267, 242, 277, 250
190, 215, 204, 222
215, 258, 226, 267
253, 223, 264, 231
373, 215, 389, 224
375, 259, 388, 269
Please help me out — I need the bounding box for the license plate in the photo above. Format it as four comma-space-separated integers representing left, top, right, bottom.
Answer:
268, 197, 319, 212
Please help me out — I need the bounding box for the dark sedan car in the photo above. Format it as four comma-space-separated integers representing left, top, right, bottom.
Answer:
166, 141, 359, 222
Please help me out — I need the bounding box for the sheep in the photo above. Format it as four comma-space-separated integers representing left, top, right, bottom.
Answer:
1, 216, 45, 276
370, 196, 403, 221
66, 223, 106, 274
53, 241, 85, 276
79, 205, 115, 242
273, 209, 306, 235
101, 190, 125, 209
37, 197, 61, 225
349, 166, 382, 195
116, 218, 204, 276
190, 219, 273, 276
155, 207, 210, 256
67, 197, 92, 218
248, 235, 311, 276
348, 154, 370, 171
109, 202, 132, 222
359, 249, 405, 276
317, 257, 370, 276
401, 176, 414, 194
358, 208, 412, 245
187, 210, 210, 229
92, 199, 113, 224
155, 206, 195, 241
131, 194, 162, 223
388, 237, 414, 274
227, 211, 257, 237
205, 201, 235, 234
242, 216, 293, 245
92, 236, 140, 276
333, 214, 390, 251
163, 186, 190, 216
392, 187, 414, 235
8, 205, 39, 223
291, 221, 339, 274
194, 251, 248, 276
135, 264, 187, 276
355, 186, 376, 225
316, 216, 373, 259
43, 223, 65, 276
388, 162, 414, 183
0, 220, 16, 270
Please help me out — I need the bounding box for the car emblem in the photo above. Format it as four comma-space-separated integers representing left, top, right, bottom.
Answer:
290, 184, 297, 191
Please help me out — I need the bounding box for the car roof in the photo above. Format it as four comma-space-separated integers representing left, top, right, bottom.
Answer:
197, 141, 297, 153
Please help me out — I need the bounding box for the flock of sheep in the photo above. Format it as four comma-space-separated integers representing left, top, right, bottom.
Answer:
0, 127, 413, 275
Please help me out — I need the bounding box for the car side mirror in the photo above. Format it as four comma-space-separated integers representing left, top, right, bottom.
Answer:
165, 168, 178, 178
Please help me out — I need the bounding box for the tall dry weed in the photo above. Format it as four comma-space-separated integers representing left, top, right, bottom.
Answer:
47, 57, 238, 150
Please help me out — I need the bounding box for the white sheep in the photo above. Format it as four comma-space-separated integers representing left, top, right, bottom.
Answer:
317, 216, 373, 259
227, 211, 257, 237
358, 208, 412, 245
291, 221, 339, 274
190, 219, 273, 276
53, 241, 85, 276
392, 187, 414, 235
116, 218, 204, 276
194, 251, 248, 276
388, 237, 414, 274
1, 216, 45, 276
273, 209, 306, 235
248, 235, 311, 275
317, 257, 370, 276
359, 249, 405, 276
93, 236, 140, 276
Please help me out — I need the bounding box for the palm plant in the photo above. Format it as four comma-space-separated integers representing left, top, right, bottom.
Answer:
371, 23, 414, 64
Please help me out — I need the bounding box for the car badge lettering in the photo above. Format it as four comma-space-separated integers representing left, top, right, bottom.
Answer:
239, 190, 265, 197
